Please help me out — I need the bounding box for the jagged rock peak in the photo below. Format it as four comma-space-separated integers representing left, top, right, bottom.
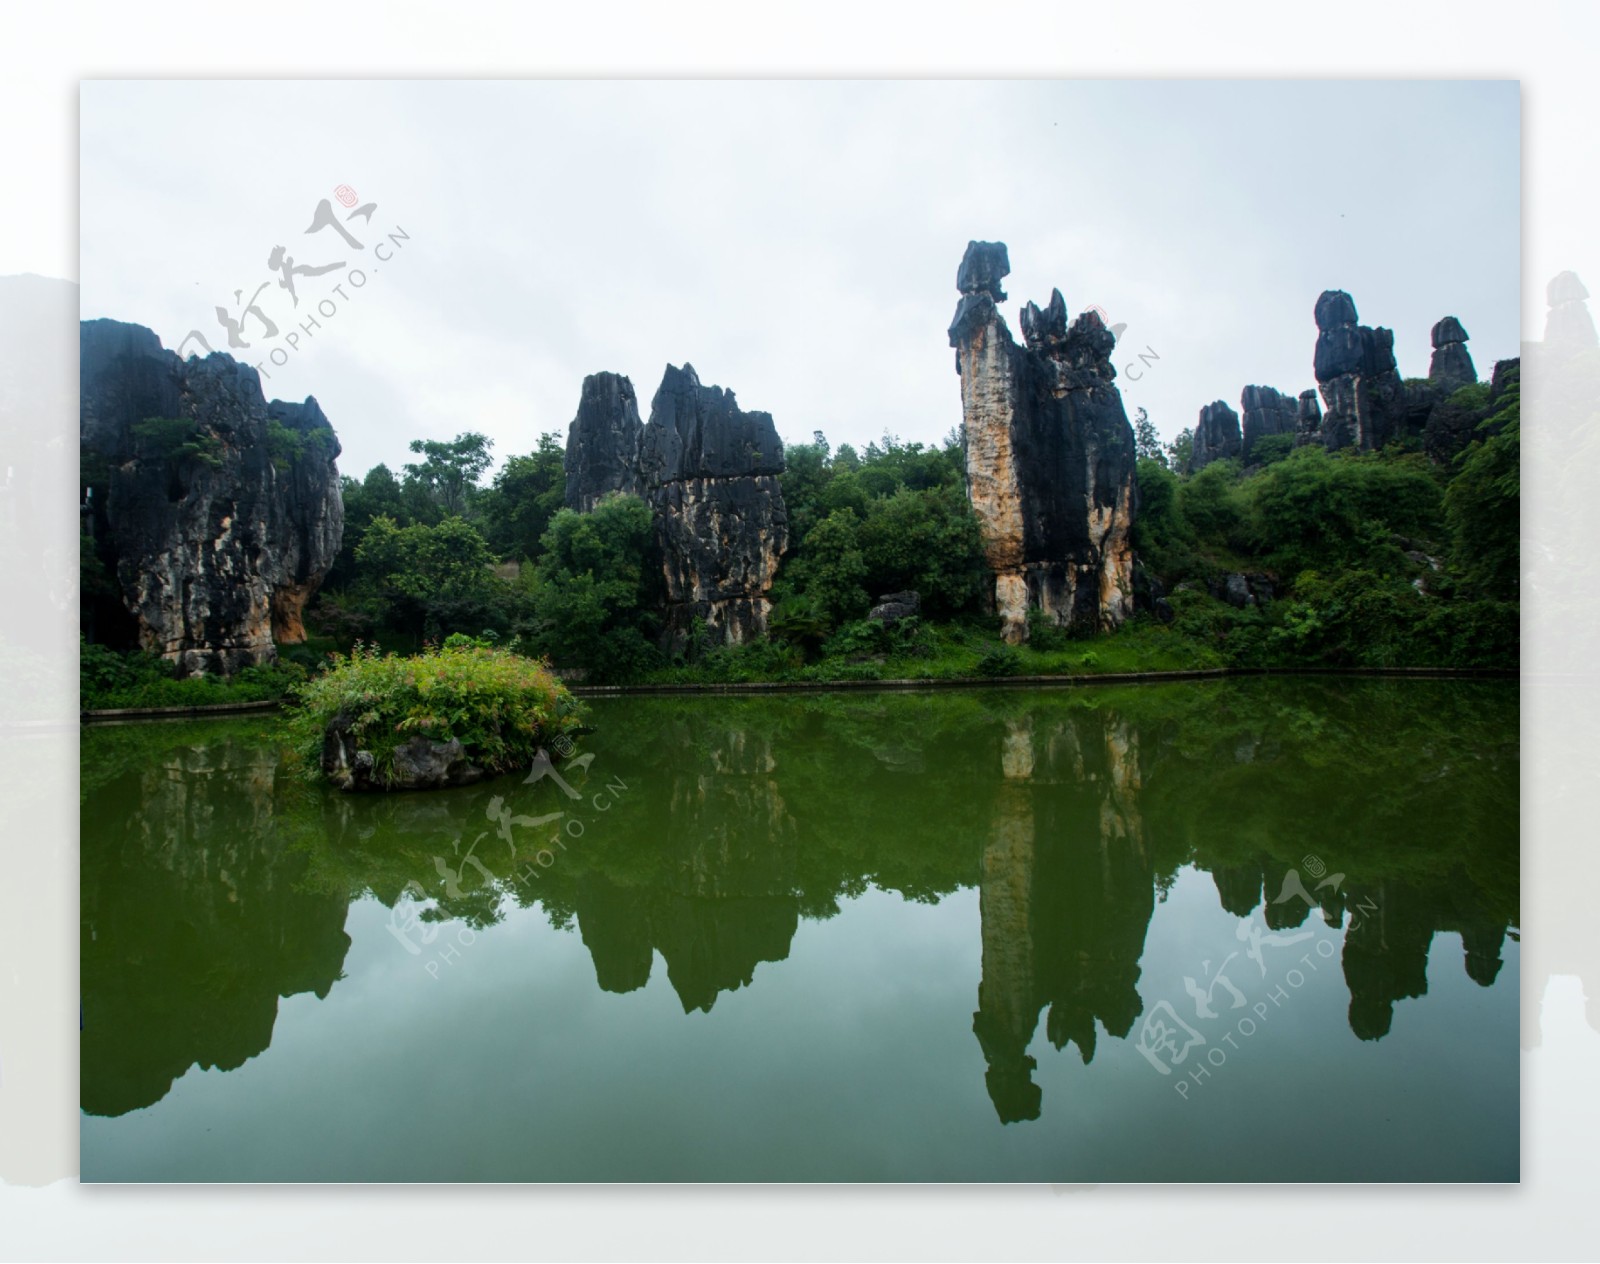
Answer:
1311, 289, 1404, 450
957, 240, 1011, 301
1239, 385, 1298, 461
1019, 288, 1068, 350
1295, 389, 1323, 442
561, 362, 789, 651
948, 243, 1138, 644
1428, 315, 1477, 390
563, 370, 644, 512
78, 318, 343, 675
1191, 400, 1242, 471
1315, 289, 1359, 331
640, 362, 785, 484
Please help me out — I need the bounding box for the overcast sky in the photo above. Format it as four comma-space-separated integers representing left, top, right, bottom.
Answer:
80, 80, 1519, 480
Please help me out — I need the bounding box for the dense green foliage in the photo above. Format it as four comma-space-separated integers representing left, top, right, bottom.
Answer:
521, 495, 664, 682
770, 431, 989, 629
80, 636, 307, 710
1129, 384, 1520, 669
286, 641, 584, 785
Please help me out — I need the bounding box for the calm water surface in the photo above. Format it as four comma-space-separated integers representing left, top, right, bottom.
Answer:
80, 678, 1519, 1181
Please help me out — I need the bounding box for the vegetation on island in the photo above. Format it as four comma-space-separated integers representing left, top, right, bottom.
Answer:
284, 638, 584, 785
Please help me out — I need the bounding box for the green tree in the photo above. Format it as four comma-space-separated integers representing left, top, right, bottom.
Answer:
403, 431, 494, 517
526, 496, 663, 682
355, 514, 503, 639
1166, 426, 1195, 475
782, 508, 870, 627
1133, 407, 1167, 466
857, 485, 988, 616
1444, 392, 1520, 600
1131, 457, 1193, 577
478, 433, 567, 562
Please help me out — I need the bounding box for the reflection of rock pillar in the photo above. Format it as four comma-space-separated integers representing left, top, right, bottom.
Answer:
1461, 923, 1506, 987
973, 718, 1041, 1123
1342, 882, 1431, 1041
1099, 719, 1144, 870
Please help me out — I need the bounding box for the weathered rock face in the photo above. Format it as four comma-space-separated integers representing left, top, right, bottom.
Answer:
643, 364, 788, 650
563, 371, 643, 512
1429, 316, 1477, 391
1313, 289, 1406, 451
561, 362, 789, 650
868, 590, 920, 623
948, 242, 1138, 644
1191, 400, 1242, 471
79, 319, 343, 675
1295, 388, 1324, 445
1543, 271, 1598, 355
319, 712, 487, 792
1239, 385, 1298, 460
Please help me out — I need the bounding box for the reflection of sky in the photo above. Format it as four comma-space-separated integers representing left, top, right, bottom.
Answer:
81, 865, 1518, 1182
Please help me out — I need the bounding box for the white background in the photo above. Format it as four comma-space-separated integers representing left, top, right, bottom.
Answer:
1, 0, 1594, 1258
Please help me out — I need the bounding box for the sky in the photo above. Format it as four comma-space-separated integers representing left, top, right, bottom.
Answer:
79, 80, 1520, 480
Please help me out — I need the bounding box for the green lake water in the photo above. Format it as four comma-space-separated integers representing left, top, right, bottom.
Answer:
79, 677, 1519, 1182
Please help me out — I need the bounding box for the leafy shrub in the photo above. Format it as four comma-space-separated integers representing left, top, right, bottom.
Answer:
80, 636, 308, 709
974, 645, 1023, 677
286, 642, 584, 786
1026, 609, 1074, 652
132, 416, 223, 468
1249, 434, 1296, 467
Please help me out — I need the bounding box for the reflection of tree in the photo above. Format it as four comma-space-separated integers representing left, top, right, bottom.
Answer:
80, 730, 351, 1117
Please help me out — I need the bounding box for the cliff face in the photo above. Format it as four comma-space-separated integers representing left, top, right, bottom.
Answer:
948, 242, 1138, 644
80, 320, 343, 675
562, 362, 789, 649
1312, 289, 1406, 451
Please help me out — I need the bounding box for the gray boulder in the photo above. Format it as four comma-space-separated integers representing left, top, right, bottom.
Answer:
868, 591, 921, 623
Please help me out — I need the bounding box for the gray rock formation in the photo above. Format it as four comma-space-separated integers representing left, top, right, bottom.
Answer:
1312, 289, 1406, 451
563, 372, 643, 512
1428, 316, 1478, 391
320, 713, 486, 792
948, 242, 1139, 644
1191, 400, 1242, 471
1239, 385, 1298, 460
868, 590, 920, 623
79, 319, 343, 675
1543, 271, 1598, 355
1295, 389, 1324, 445
562, 362, 789, 650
